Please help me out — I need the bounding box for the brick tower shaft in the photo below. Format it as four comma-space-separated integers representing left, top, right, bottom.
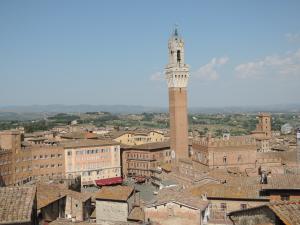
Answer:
169, 87, 189, 160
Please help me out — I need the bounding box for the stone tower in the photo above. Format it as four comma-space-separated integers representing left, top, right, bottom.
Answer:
165, 27, 189, 161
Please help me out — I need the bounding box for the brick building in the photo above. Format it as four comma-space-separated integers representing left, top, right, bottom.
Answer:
192, 135, 257, 171
30, 144, 65, 181
121, 142, 171, 179
252, 113, 272, 139
252, 113, 272, 152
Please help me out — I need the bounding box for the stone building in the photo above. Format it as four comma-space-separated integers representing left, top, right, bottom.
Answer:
165, 27, 190, 162
192, 135, 257, 171
143, 186, 209, 225
37, 184, 66, 223
95, 186, 139, 223
0, 186, 37, 225
37, 183, 92, 222
62, 139, 122, 187
190, 182, 269, 218
107, 130, 166, 146
121, 142, 171, 179
228, 201, 300, 225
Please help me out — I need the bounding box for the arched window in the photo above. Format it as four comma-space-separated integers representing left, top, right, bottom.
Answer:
177, 50, 181, 63
223, 156, 227, 164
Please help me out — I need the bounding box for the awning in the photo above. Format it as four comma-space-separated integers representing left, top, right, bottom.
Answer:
95, 177, 123, 186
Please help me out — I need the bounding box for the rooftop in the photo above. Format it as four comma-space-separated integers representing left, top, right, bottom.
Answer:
60, 132, 98, 140
121, 141, 170, 151
37, 183, 91, 209
190, 183, 264, 200
95, 185, 134, 201
0, 186, 36, 224
147, 187, 208, 210
229, 201, 300, 225
49, 218, 139, 225
61, 139, 119, 148
262, 174, 300, 190
269, 201, 300, 225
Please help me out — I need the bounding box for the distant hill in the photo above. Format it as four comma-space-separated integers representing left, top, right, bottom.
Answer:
0, 103, 299, 120
0, 104, 166, 115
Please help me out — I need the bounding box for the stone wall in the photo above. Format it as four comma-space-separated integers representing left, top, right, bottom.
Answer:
144, 202, 201, 225
96, 200, 128, 222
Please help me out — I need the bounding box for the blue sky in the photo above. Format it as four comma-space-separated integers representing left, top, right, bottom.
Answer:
0, 0, 300, 107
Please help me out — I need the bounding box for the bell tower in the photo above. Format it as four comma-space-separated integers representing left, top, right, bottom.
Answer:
165, 27, 189, 161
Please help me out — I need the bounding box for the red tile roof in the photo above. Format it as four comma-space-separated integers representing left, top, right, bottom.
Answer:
0, 186, 36, 224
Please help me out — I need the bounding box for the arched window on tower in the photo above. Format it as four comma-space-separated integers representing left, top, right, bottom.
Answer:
177, 50, 181, 63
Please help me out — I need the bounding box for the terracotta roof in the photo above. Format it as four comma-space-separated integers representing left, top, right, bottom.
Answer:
229, 201, 300, 225
147, 187, 208, 210
61, 139, 119, 148
262, 174, 300, 190
0, 186, 36, 224
37, 183, 91, 209
190, 183, 264, 200
121, 141, 170, 151
95, 185, 134, 201
50, 218, 139, 225
60, 132, 98, 140
269, 201, 300, 225
104, 131, 130, 139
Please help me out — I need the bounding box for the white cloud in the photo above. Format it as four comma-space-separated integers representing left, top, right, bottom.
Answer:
235, 49, 300, 79
150, 71, 164, 81
194, 57, 229, 80
285, 33, 300, 43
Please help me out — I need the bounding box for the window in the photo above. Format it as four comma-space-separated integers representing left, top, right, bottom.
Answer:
67, 151, 72, 156
177, 50, 181, 63
220, 203, 227, 211
281, 195, 290, 201
240, 204, 247, 210
223, 156, 227, 164
237, 155, 242, 162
